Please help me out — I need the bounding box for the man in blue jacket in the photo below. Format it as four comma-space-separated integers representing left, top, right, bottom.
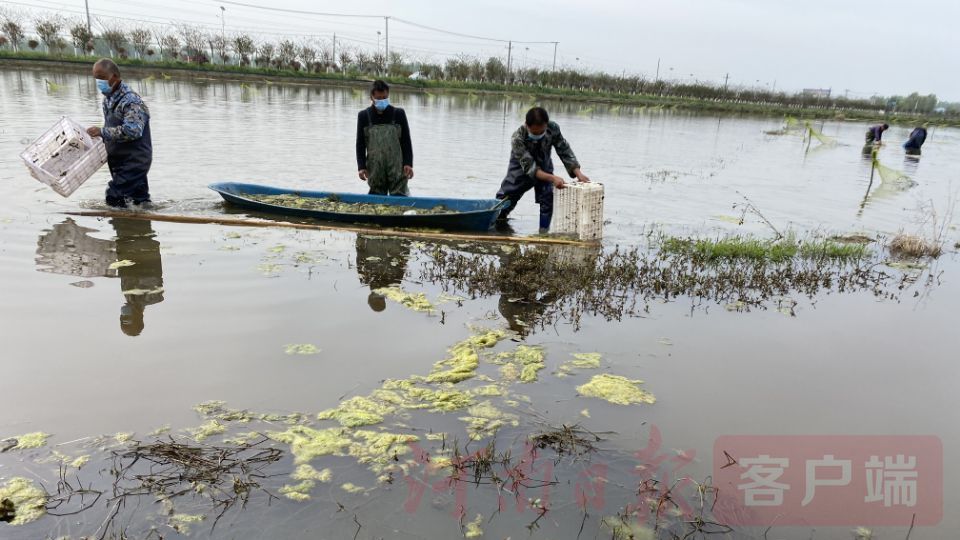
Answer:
86, 59, 153, 207
903, 126, 927, 155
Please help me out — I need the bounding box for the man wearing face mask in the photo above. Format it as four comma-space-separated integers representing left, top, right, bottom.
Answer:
356, 80, 414, 196
85, 59, 153, 208
495, 107, 590, 231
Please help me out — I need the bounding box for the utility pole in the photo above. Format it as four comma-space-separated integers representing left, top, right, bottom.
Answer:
506, 41, 513, 80
655, 58, 660, 81
84, 0, 92, 34
384, 17, 390, 61
220, 6, 225, 40
723, 73, 729, 92
552, 42, 558, 71
332, 33, 336, 69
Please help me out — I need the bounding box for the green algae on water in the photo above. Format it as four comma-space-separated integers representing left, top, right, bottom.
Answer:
285, 343, 320, 355
374, 286, 435, 313
465, 513, 484, 538
496, 345, 546, 383
459, 401, 519, 441
0, 477, 46, 525
557, 352, 601, 376
268, 426, 352, 463
169, 513, 204, 534
279, 481, 314, 501
108, 259, 136, 269
292, 463, 332, 483
577, 374, 656, 405
189, 420, 226, 441
317, 396, 394, 427
425, 329, 508, 384
11, 432, 50, 450
340, 482, 366, 494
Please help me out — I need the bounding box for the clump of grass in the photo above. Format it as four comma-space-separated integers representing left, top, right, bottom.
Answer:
661, 236, 797, 262
661, 236, 867, 263
799, 239, 869, 260
889, 234, 942, 258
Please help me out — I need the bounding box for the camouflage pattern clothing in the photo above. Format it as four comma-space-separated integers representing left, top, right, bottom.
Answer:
495, 121, 581, 229
101, 82, 153, 207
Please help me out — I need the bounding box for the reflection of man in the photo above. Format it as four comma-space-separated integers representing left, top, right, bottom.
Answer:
355, 235, 411, 312
495, 248, 558, 336
112, 218, 164, 336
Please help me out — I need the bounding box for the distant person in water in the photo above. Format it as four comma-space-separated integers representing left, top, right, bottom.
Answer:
495, 107, 591, 231
356, 80, 414, 196
864, 123, 889, 145
903, 126, 928, 155
85, 59, 153, 208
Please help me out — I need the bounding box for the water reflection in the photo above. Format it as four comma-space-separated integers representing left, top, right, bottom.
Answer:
35, 218, 164, 336
112, 218, 164, 336
354, 234, 411, 312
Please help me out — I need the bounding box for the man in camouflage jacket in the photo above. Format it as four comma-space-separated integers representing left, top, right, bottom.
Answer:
495, 107, 590, 230
86, 59, 153, 207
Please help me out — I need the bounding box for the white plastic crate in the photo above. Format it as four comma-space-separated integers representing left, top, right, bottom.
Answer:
550, 182, 604, 241
20, 116, 107, 197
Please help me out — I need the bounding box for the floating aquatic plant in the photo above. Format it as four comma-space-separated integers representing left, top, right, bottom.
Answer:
374, 286, 435, 313
577, 374, 655, 405
0, 477, 46, 525
9, 432, 50, 450
108, 259, 136, 269
285, 343, 320, 355
242, 193, 452, 216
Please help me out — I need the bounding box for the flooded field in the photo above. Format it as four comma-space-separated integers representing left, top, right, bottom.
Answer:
1, 66, 959, 539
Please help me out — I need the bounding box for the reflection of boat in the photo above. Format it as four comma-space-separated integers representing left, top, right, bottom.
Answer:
209, 182, 510, 232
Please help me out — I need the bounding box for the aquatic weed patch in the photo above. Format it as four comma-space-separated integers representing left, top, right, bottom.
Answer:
419, 237, 911, 330
242, 193, 453, 216
660, 235, 867, 263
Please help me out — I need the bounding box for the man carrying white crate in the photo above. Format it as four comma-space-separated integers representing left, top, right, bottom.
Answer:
495, 107, 591, 231
86, 59, 153, 208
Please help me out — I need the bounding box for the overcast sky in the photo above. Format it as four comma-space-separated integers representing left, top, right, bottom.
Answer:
18, 0, 960, 100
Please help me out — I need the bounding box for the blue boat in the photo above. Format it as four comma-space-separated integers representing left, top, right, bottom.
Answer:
209, 182, 510, 232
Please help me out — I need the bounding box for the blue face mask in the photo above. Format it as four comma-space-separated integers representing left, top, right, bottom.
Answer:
527, 131, 545, 141
96, 78, 112, 95
374, 98, 390, 111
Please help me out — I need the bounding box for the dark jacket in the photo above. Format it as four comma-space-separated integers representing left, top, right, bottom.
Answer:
355, 105, 413, 170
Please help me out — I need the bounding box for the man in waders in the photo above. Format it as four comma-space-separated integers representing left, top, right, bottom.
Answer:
495, 107, 590, 231
356, 80, 414, 196
864, 123, 889, 145
86, 59, 152, 207
903, 125, 928, 155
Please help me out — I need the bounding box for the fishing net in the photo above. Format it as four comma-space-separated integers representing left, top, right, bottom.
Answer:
872, 156, 910, 184
763, 116, 803, 136
804, 121, 836, 145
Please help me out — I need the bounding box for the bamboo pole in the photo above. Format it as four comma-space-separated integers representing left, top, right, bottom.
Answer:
64, 211, 596, 246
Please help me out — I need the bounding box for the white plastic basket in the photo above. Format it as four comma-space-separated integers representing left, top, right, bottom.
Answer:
20, 116, 107, 198
550, 182, 604, 241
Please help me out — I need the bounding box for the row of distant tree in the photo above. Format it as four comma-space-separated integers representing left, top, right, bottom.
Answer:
1, 7, 955, 116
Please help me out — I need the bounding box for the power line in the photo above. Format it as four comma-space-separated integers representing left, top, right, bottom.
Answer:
390, 17, 556, 45
217, 0, 385, 19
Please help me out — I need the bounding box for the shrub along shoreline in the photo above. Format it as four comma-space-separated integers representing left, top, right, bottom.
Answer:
3, 52, 955, 127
